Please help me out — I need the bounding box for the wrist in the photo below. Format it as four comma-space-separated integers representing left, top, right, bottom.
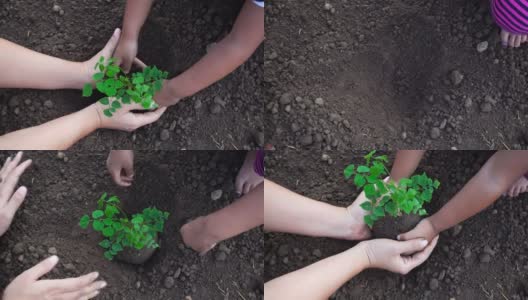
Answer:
352, 242, 371, 271
121, 29, 139, 42
88, 103, 104, 130
426, 216, 441, 235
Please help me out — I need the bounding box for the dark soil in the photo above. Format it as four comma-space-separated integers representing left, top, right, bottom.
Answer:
372, 213, 421, 240
0, 151, 263, 299
265, 150, 528, 299
0, 0, 263, 150
265, 0, 528, 150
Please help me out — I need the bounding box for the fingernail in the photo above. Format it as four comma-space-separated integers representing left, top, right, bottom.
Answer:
100, 281, 107, 288
396, 235, 401, 240
92, 272, 99, 280
49, 255, 59, 263
420, 239, 428, 247
18, 186, 27, 196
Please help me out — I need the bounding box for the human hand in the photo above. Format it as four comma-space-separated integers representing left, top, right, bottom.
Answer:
397, 218, 438, 243
154, 80, 181, 107
81, 28, 122, 85
106, 150, 134, 187
3, 255, 106, 300
0, 152, 32, 237
92, 100, 166, 132
113, 35, 138, 74
359, 236, 439, 274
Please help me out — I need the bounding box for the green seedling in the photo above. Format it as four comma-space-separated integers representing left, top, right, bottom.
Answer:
82, 56, 168, 117
79, 193, 169, 260
344, 150, 440, 228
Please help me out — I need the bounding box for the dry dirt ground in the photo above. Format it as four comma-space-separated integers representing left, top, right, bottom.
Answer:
265, 0, 528, 150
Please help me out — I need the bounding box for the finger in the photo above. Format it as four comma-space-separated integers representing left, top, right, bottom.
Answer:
0, 159, 32, 204
123, 164, 134, 179
121, 57, 133, 74
509, 34, 516, 47
133, 57, 147, 70
396, 238, 429, 254
0, 155, 12, 174
243, 183, 251, 195
23, 255, 59, 280
515, 35, 522, 47
403, 236, 439, 271
501, 30, 510, 47
523, 35, 528, 43
397, 227, 420, 242
4, 186, 27, 219
3, 151, 23, 177
101, 28, 121, 59
44, 272, 101, 294
235, 178, 244, 196
132, 107, 167, 127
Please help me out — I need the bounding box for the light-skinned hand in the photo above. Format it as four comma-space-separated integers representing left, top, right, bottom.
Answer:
0, 152, 31, 237
92, 100, 166, 133
106, 150, 134, 187
81, 28, 122, 84
359, 236, 439, 274
3, 255, 106, 300
397, 218, 438, 243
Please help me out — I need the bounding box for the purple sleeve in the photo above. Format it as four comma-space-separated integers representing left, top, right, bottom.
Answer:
253, 150, 265, 177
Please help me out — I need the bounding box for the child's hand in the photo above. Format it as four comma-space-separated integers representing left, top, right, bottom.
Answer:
107, 150, 134, 187
397, 218, 438, 243
154, 80, 181, 107
3, 256, 106, 300
113, 37, 138, 74
92, 100, 166, 133
0, 152, 31, 237
359, 236, 438, 274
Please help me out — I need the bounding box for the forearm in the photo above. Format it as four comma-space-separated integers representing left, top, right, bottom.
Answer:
0, 39, 89, 89
390, 150, 426, 182
264, 179, 353, 239
121, 0, 154, 40
204, 183, 263, 242
163, 0, 264, 102
0, 104, 100, 150
429, 150, 528, 233
265, 245, 368, 300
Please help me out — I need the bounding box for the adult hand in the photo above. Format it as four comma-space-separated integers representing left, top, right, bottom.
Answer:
107, 150, 134, 187
0, 152, 32, 237
3, 255, 106, 300
359, 236, 439, 274
92, 100, 166, 132
397, 218, 438, 243
81, 28, 122, 84
113, 35, 138, 74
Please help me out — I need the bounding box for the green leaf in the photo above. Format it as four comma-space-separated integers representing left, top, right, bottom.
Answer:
433, 179, 440, 189
418, 208, 427, 216
132, 216, 144, 224
354, 174, 366, 188
103, 109, 113, 117
99, 97, 110, 105
374, 155, 388, 163
343, 164, 355, 179
111, 243, 123, 252
364, 215, 374, 228
93, 220, 104, 231
154, 80, 162, 91
105, 205, 119, 218
99, 240, 111, 249
373, 207, 385, 217
103, 227, 115, 237
357, 165, 370, 173
79, 215, 90, 229
93, 72, 104, 81
363, 184, 376, 199
122, 94, 131, 104
385, 202, 397, 216
112, 101, 122, 109
99, 56, 105, 63
364, 150, 376, 164
359, 201, 372, 211
82, 84, 93, 97
104, 250, 114, 260
92, 210, 104, 219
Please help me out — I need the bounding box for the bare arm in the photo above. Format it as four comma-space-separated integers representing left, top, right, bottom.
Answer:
390, 150, 426, 182
121, 0, 154, 41
0, 39, 88, 90
155, 0, 264, 106
429, 150, 528, 232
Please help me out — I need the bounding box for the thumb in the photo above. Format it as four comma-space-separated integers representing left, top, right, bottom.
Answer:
397, 227, 420, 241
396, 238, 428, 254
100, 28, 121, 58
24, 255, 59, 281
